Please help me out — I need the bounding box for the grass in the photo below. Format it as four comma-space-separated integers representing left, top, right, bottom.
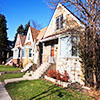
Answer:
5, 79, 94, 100
0, 72, 25, 82
0, 65, 21, 72
0, 65, 24, 82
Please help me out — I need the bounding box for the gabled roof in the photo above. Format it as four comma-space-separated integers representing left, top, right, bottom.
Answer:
61, 3, 86, 26
19, 34, 26, 46
30, 27, 40, 41
43, 3, 85, 39
37, 27, 48, 43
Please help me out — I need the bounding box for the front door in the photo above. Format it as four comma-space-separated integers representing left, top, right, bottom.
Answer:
49, 45, 55, 63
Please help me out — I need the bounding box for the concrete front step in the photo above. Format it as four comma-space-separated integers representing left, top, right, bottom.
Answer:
24, 62, 51, 80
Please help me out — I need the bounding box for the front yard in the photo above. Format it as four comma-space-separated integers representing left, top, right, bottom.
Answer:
0, 65, 24, 82
0, 65, 21, 72
5, 79, 94, 100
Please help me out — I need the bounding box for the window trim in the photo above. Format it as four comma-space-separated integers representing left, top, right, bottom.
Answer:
22, 48, 26, 58
56, 14, 63, 30
29, 48, 33, 59
58, 36, 79, 59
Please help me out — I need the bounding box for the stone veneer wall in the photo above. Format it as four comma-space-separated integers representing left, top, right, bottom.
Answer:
56, 58, 85, 85
42, 43, 58, 64
42, 44, 50, 63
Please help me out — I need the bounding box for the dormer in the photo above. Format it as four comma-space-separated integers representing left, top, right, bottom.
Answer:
15, 34, 22, 48
25, 27, 34, 46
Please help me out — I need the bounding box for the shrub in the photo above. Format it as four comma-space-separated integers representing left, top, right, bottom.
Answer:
47, 69, 57, 79
47, 69, 69, 82
60, 71, 69, 82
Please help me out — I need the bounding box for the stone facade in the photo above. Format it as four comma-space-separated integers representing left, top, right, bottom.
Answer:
42, 4, 85, 85
42, 39, 58, 64
56, 58, 84, 85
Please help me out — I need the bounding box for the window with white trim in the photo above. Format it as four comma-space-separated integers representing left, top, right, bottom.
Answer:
56, 14, 63, 30
29, 48, 32, 57
59, 36, 78, 58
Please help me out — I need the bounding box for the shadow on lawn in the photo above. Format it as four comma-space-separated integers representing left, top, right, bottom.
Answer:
29, 85, 68, 100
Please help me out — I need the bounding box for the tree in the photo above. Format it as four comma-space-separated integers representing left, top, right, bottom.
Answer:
14, 24, 24, 45
0, 14, 8, 63
46, 0, 100, 88
17, 24, 24, 35
32, 20, 41, 30
24, 21, 30, 35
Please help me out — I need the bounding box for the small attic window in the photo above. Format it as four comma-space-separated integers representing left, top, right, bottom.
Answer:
56, 14, 63, 30
28, 33, 30, 40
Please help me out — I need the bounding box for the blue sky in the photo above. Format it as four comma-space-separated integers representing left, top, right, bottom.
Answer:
0, 0, 53, 41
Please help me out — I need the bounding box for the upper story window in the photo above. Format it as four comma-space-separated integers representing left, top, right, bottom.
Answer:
56, 14, 63, 30
28, 33, 30, 40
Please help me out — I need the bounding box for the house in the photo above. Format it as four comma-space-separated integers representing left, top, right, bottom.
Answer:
12, 34, 26, 66
36, 27, 48, 66
39, 3, 85, 85
12, 3, 85, 85
21, 27, 39, 67
12, 26, 48, 70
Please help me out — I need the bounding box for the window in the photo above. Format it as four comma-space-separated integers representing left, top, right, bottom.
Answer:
72, 37, 78, 56
29, 48, 32, 57
56, 14, 63, 30
59, 36, 78, 58
22, 48, 26, 57
28, 33, 30, 40
18, 48, 20, 58
13, 49, 18, 58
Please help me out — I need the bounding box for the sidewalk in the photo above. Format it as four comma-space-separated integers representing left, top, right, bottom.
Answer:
0, 82, 12, 100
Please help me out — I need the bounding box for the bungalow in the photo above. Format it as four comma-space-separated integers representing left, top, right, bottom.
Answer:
12, 34, 26, 66
12, 26, 48, 70
39, 3, 85, 85
22, 27, 39, 67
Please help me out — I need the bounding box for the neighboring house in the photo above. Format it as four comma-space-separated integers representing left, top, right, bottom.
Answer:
35, 27, 48, 66
40, 3, 85, 85
12, 34, 26, 66
12, 26, 47, 68
22, 27, 39, 67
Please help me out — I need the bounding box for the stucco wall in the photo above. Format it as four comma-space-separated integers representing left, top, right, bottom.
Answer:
22, 48, 31, 68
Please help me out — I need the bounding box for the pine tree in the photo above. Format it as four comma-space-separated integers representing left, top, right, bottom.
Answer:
24, 21, 30, 35
0, 14, 8, 64
14, 24, 24, 45
17, 24, 24, 35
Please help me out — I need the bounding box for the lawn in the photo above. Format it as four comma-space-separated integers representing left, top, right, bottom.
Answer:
5, 79, 94, 100
0, 72, 25, 82
0, 65, 21, 72
0, 65, 24, 82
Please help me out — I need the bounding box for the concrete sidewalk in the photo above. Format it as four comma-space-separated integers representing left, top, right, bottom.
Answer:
0, 82, 12, 100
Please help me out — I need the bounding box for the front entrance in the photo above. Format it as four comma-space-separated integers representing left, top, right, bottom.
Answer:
49, 44, 55, 63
